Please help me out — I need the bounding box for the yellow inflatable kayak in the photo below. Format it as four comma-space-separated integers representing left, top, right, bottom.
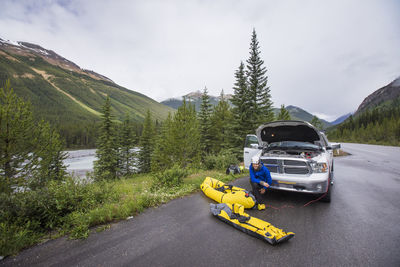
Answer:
210, 203, 295, 245
200, 177, 256, 209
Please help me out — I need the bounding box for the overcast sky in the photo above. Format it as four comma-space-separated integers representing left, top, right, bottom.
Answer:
1, 0, 399, 121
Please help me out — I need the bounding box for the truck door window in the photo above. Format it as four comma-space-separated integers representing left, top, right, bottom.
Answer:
245, 135, 258, 148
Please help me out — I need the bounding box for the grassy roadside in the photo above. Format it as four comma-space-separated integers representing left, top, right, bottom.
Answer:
0, 169, 248, 257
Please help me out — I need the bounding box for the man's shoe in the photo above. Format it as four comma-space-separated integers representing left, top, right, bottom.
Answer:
257, 204, 265, 210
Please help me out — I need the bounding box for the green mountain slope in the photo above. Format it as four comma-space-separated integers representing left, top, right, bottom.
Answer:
327, 77, 400, 146
0, 39, 174, 127
273, 105, 332, 128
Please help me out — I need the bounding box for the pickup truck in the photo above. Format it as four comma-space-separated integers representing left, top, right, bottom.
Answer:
244, 120, 340, 202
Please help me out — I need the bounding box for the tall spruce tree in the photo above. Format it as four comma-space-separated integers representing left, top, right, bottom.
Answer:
210, 91, 233, 154
118, 113, 137, 176
138, 110, 155, 173
276, 104, 291, 120
246, 28, 274, 128
0, 80, 67, 193
151, 113, 174, 172
230, 61, 249, 159
93, 96, 119, 180
170, 99, 201, 168
198, 87, 213, 157
32, 121, 67, 188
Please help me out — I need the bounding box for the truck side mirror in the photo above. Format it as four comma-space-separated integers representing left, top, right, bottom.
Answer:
331, 143, 341, 150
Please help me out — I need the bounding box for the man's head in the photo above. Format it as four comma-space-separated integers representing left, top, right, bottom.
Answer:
251, 156, 261, 170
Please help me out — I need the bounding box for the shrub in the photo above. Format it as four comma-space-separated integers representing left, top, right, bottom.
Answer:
152, 164, 188, 189
0, 177, 116, 235
0, 222, 40, 256
64, 212, 90, 239
204, 151, 238, 170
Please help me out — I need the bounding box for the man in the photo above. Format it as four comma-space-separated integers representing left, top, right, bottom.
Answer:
249, 155, 272, 210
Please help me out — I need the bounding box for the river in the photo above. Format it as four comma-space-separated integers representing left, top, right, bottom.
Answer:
64, 149, 96, 177
64, 149, 139, 177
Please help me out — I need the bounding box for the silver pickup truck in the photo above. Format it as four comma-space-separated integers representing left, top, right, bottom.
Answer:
244, 120, 340, 202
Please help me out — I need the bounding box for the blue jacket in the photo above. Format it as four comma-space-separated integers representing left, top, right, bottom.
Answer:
249, 163, 272, 189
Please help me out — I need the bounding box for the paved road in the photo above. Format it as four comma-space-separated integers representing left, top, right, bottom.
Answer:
2, 143, 400, 266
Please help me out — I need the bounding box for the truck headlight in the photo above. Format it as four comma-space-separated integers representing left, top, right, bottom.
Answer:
311, 162, 327, 173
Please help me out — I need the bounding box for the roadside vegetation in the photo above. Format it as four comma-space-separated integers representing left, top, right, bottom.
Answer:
1, 168, 245, 256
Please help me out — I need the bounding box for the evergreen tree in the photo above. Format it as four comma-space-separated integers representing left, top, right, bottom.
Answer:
170, 99, 201, 168
31, 121, 67, 188
311, 116, 323, 130
246, 28, 274, 128
151, 113, 174, 172
119, 113, 137, 176
93, 96, 119, 180
276, 104, 291, 120
138, 109, 155, 173
327, 97, 400, 146
210, 91, 233, 154
230, 61, 250, 159
0, 80, 67, 193
198, 87, 213, 157
0, 81, 35, 193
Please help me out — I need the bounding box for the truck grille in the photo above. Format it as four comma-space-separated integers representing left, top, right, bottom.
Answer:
284, 167, 309, 174
261, 158, 310, 175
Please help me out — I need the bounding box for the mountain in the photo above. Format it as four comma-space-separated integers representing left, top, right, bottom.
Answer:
161, 90, 232, 111
0, 38, 174, 126
354, 77, 400, 116
326, 77, 400, 146
330, 113, 352, 125
163, 92, 332, 128
280, 105, 332, 128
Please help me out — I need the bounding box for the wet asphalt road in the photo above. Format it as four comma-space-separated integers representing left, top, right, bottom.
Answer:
2, 143, 400, 266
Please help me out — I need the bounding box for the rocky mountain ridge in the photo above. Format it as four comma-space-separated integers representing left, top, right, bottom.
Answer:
354, 77, 400, 116
0, 38, 174, 125
0, 38, 115, 83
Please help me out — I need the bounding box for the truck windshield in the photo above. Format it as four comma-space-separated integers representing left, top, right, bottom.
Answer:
267, 141, 320, 151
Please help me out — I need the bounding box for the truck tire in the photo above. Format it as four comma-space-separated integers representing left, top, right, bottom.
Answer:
320, 183, 331, 203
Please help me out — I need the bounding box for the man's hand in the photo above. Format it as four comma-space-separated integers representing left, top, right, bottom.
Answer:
260, 188, 266, 194
261, 181, 270, 188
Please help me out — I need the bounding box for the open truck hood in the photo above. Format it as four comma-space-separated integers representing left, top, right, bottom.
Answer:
256, 120, 321, 146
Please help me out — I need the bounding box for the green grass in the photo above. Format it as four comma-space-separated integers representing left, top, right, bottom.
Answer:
0, 169, 248, 257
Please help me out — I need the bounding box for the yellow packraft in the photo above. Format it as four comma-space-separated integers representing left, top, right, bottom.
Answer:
201, 177, 295, 245
200, 177, 256, 209
210, 202, 295, 245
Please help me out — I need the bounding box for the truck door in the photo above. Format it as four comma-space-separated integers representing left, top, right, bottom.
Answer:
244, 134, 261, 169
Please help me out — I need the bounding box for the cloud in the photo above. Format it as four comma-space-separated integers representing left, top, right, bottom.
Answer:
0, 0, 399, 120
